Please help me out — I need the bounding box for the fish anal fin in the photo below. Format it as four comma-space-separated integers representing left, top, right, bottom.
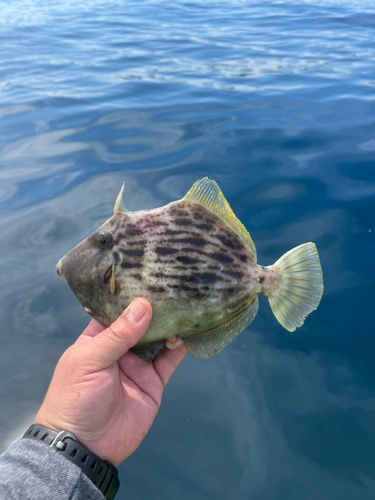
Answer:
184, 178, 256, 261
184, 296, 259, 360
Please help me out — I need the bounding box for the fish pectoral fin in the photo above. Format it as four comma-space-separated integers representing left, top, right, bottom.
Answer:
184, 296, 259, 360
183, 178, 257, 261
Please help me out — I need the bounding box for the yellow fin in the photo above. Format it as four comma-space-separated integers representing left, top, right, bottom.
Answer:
184, 178, 256, 260
114, 182, 129, 214
268, 242, 323, 332
184, 296, 259, 360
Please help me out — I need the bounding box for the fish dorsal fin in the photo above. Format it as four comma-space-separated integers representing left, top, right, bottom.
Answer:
184, 296, 259, 360
184, 178, 256, 260
114, 182, 129, 214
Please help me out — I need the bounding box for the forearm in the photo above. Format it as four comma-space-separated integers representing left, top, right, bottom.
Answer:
0, 438, 104, 500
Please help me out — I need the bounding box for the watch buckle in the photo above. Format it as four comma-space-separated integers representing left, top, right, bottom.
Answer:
50, 430, 77, 450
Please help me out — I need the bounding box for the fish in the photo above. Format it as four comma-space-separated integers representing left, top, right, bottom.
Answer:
56, 178, 324, 362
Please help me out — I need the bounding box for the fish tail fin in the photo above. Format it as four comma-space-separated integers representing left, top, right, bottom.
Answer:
268, 242, 323, 332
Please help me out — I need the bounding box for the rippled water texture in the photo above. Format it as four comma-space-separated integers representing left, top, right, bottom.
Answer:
1, 1, 375, 498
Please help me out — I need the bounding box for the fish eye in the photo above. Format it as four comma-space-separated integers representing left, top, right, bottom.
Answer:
96, 232, 113, 248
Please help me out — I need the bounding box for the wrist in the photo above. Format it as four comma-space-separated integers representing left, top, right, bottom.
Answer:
34, 411, 87, 452
34, 415, 63, 434
23, 423, 120, 500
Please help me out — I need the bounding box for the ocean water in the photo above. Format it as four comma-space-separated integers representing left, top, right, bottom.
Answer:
0, 0, 375, 498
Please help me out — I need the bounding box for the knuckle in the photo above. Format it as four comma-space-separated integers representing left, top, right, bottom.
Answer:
105, 321, 128, 345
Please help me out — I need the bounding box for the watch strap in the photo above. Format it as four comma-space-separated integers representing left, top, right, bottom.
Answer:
23, 424, 119, 500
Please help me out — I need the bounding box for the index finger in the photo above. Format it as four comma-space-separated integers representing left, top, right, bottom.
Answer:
153, 345, 187, 386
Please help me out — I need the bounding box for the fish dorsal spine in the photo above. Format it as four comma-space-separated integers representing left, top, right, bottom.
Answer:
184, 177, 257, 261
114, 182, 130, 214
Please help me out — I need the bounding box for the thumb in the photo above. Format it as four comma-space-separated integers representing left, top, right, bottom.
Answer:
78, 298, 152, 370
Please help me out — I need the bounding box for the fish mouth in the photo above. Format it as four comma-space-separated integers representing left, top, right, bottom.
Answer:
55, 258, 62, 276
55, 258, 68, 283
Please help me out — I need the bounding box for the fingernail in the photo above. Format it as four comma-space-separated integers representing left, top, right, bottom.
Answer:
126, 299, 147, 324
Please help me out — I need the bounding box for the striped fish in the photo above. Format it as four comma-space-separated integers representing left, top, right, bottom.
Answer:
56, 178, 323, 361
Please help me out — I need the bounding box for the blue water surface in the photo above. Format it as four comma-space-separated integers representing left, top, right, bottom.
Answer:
1, 1, 375, 499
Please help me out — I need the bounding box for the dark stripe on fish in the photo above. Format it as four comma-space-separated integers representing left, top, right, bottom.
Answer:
127, 229, 143, 237
175, 218, 192, 226
121, 262, 142, 269
222, 270, 244, 279
180, 247, 205, 255
147, 285, 166, 293
168, 237, 207, 247
210, 252, 233, 264
155, 247, 179, 255
120, 249, 144, 257
176, 256, 202, 265
174, 265, 199, 271
169, 208, 186, 217
167, 283, 202, 293
145, 220, 168, 229
236, 253, 248, 262
215, 234, 238, 250
181, 273, 223, 284
195, 223, 212, 231
114, 233, 126, 244
164, 229, 185, 236
151, 272, 164, 278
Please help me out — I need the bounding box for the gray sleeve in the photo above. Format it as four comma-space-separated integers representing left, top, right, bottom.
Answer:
0, 439, 105, 500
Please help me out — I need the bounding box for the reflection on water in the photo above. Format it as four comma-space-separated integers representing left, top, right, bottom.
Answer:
0, 0, 375, 499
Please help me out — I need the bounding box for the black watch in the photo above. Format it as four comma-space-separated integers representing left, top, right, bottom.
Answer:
23, 424, 119, 500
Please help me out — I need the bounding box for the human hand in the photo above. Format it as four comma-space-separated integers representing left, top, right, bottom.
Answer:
35, 298, 186, 466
